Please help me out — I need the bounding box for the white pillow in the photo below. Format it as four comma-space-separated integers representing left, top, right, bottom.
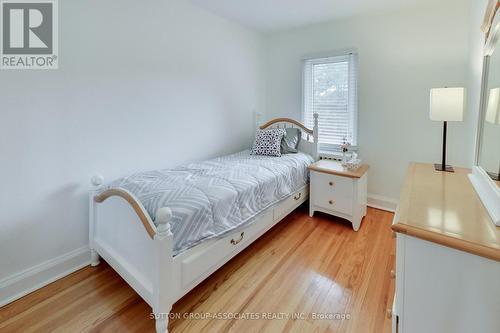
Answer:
251, 129, 286, 157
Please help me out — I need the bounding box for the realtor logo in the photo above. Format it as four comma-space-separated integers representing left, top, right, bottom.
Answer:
1, 0, 58, 69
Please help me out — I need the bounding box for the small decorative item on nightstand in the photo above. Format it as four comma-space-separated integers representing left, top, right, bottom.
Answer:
340, 138, 351, 166
344, 152, 362, 170
308, 160, 369, 231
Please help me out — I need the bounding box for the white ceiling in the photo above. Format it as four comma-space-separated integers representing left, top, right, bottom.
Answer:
190, 0, 436, 33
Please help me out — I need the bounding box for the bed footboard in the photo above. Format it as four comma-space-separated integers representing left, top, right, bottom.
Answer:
89, 176, 173, 332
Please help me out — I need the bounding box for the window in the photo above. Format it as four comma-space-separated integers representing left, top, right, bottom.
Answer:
302, 53, 358, 152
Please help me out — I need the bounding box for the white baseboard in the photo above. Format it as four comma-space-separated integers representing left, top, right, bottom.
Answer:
0, 246, 90, 307
367, 193, 398, 213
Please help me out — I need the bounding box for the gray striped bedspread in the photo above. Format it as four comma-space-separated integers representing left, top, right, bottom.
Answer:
103, 150, 314, 255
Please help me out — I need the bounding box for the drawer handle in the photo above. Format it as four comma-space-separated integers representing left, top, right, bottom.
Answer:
390, 270, 396, 279
294, 193, 302, 200
230, 232, 244, 245
328, 200, 334, 205
329, 181, 334, 186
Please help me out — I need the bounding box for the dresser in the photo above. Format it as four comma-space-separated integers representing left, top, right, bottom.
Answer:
308, 160, 369, 231
391, 163, 500, 333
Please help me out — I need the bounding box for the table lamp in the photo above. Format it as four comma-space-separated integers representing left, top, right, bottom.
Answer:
429, 87, 465, 172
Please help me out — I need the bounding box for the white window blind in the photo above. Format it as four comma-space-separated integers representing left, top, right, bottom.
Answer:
303, 53, 358, 151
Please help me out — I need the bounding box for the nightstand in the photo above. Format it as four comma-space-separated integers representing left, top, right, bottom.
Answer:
308, 160, 369, 231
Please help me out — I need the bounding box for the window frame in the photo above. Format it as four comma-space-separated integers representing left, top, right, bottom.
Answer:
301, 51, 358, 153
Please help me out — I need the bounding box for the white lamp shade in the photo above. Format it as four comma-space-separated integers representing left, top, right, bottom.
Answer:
429, 87, 465, 122
485, 88, 500, 125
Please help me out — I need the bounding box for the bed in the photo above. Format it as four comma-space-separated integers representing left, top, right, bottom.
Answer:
89, 113, 318, 333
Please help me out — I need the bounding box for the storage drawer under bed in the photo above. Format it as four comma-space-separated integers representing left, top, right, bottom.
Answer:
177, 186, 308, 292
274, 186, 309, 221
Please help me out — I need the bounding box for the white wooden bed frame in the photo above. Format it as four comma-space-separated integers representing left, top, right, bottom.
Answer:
88, 113, 318, 332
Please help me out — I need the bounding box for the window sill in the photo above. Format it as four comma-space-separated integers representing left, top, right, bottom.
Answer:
319, 147, 359, 161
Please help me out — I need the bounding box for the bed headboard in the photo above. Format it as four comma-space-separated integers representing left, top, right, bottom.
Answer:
254, 112, 319, 160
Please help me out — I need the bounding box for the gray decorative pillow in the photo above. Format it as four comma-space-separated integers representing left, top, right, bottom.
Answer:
281, 128, 301, 154
251, 129, 286, 157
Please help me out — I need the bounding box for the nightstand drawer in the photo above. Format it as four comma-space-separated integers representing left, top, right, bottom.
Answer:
314, 192, 353, 215
311, 172, 354, 199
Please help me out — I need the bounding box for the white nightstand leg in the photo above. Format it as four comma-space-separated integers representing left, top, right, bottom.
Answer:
352, 221, 360, 231
352, 213, 365, 231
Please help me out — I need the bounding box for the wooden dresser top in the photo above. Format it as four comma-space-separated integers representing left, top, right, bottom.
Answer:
392, 163, 500, 261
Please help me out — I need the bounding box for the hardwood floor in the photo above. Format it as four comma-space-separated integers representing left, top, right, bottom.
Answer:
0, 205, 395, 333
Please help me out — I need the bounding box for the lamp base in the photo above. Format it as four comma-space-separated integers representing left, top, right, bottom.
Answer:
434, 164, 455, 172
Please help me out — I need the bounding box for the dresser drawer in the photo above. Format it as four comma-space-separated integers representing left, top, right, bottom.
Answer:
311, 171, 353, 215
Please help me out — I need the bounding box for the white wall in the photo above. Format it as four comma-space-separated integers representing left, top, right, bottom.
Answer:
0, 0, 264, 303
264, 1, 472, 202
